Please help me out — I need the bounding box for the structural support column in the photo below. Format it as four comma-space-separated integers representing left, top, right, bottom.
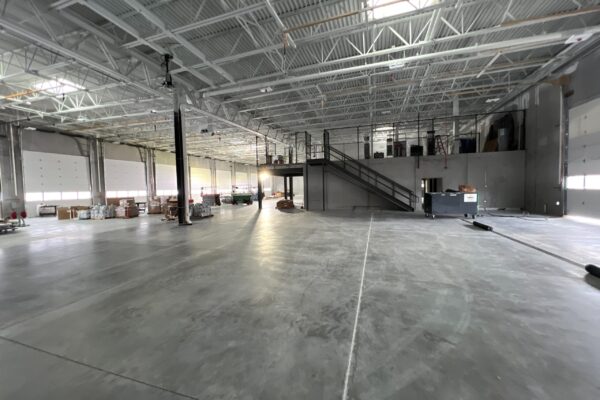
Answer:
0, 124, 25, 218
305, 131, 311, 160
257, 171, 263, 210
173, 88, 191, 225
289, 177, 294, 201
88, 138, 106, 205
144, 147, 156, 200
256, 136, 263, 210
452, 96, 460, 148
284, 177, 288, 200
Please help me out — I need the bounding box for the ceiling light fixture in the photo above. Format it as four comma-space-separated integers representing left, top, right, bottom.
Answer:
388, 60, 406, 70
486, 98, 501, 103
565, 32, 594, 44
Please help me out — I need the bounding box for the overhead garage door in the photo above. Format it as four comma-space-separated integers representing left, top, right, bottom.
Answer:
235, 171, 249, 189
156, 164, 177, 196
191, 167, 211, 196
216, 169, 232, 194
567, 97, 600, 217
23, 150, 90, 202
104, 159, 146, 199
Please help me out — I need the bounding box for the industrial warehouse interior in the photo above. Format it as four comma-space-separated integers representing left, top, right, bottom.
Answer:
1, 0, 600, 399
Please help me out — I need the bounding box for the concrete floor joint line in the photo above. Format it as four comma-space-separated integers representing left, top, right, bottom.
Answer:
0, 335, 200, 399
342, 213, 373, 400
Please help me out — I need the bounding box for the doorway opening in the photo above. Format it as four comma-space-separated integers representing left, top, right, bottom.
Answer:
421, 178, 443, 203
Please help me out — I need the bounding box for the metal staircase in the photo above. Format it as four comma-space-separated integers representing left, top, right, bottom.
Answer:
317, 144, 417, 211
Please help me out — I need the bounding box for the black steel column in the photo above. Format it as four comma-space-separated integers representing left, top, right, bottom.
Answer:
305, 131, 311, 160
256, 136, 263, 210
265, 137, 269, 162
173, 89, 191, 225
323, 129, 330, 160
284, 177, 288, 199
417, 112, 421, 169
257, 173, 263, 210
290, 176, 294, 201
295, 133, 298, 163
357, 127, 360, 159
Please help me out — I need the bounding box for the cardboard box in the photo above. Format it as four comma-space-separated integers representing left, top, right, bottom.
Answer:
459, 184, 477, 193
148, 204, 162, 214
106, 197, 135, 207
116, 205, 139, 218
70, 206, 90, 219
57, 207, 70, 220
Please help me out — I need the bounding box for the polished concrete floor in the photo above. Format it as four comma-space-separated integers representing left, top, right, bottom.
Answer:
1, 202, 599, 399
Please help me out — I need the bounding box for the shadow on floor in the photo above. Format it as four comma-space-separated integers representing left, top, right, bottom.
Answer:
584, 274, 600, 291
277, 208, 305, 214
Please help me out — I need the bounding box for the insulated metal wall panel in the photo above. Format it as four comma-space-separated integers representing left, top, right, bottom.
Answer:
235, 171, 249, 187
190, 167, 211, 194
104, 159, 146, 193
104, 143, 143, 162
567, 96, 600, 217
216, 169, 232, 193
156, 164, 177, 194
155, 151, 175, 165
23, 151, 89, 193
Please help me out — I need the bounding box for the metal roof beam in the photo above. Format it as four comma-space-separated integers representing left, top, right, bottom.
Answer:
122, 0, 236, 84
205, 26, 600, 97
0, 14, 286, 145
197, 3, 600, 91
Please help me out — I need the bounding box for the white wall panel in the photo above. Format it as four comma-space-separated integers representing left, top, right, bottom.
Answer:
216, 170, 232, 193
235, 171, 249, 187
191, 167, 211, 194
156, 164, 177, 193
23, 151, 89, 192
567, 96, 600, 217
104, 159, 146, 192
155, 151, 175, 165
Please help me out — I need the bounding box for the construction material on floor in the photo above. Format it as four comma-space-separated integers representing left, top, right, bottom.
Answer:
90, 205, 116, 220
585, 264, 600, 278
115, 199, 139, 219
77, 209, 91, 220
473, 221, 493, 231
276, 199, 295, 209
70, 206, 90, 219
57, 207, 70, 220
190, 203, 213, 219
147, 198, 162, 214
202, 194, 221, 206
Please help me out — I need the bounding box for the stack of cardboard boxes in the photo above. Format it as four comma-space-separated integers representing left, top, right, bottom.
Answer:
115, 199, 139, 219
57, 206, 91, 220
147, 198, 162, 214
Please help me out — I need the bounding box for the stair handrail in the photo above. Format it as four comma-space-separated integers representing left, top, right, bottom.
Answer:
324, 145, 417, 207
